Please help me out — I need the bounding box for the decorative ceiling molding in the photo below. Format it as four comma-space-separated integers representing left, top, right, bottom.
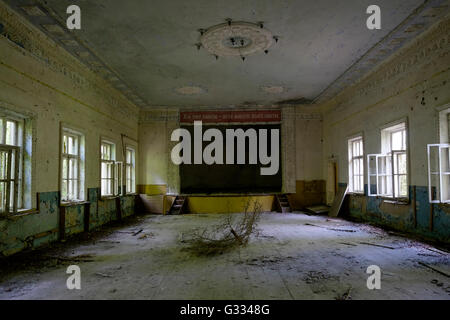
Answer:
2, 0, 149, 108
200, 21, 274, 58
326, 15, 450, 114
314, 0, 449, 104
2, 0, 448, 110
0, 0, 139, 124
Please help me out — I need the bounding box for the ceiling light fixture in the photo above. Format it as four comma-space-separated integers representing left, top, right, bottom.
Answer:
197, 19, 279, 62
175, 86, 206, 95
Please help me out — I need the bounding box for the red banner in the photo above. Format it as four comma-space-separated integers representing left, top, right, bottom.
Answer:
180, 110, 281, 123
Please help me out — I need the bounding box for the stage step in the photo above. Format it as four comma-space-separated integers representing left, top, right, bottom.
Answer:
276, 194, 292, 213
168, 196, 187, 215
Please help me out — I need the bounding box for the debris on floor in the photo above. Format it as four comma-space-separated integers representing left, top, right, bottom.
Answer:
182, 200, 262, 256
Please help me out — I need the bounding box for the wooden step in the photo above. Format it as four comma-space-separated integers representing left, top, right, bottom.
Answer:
168, 195, 187, 215
275, 194, 291, 213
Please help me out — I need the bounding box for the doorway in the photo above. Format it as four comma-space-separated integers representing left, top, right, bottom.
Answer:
326, 160, 338, 206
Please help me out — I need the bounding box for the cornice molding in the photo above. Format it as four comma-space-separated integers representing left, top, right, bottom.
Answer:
315, 0, 449, 104
322, 15, 450, 113
0, 1, 139, 124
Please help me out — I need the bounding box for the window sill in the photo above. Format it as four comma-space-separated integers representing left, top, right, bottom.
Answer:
368, 195, 410, 204
0, 208, 39, 220
381, 198, 409, 205
348, 192, 365, 196
100, 195, 119, 201
60, 200, 90, 207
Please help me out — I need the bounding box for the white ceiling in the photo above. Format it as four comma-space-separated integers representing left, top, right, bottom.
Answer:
8, 0, 449, 108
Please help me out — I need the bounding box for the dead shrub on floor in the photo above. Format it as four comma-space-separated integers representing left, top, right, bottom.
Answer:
183, 199, 262, 256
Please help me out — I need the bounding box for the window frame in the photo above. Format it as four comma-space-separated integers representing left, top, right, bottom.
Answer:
368, 121, 409, 200
60, 127, 85, 203
100, 139, 122, 198
0, 145, 20, 215
427, 143, 450, 203
348, 135, 364, 194
125, 146, 136, 194
0, 115, 24, 215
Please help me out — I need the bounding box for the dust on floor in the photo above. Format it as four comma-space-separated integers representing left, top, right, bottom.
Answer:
0, 212, 449, 300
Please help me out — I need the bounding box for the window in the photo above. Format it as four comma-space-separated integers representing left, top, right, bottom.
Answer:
100, 141, 122, 197
61, 128, 84, 202
348, 136, 364, 193
368, 122, 408, 199
125, 147, 136, 194
0, 117, 23, 215
427, 106, 450, 203
427, 144, 450, 203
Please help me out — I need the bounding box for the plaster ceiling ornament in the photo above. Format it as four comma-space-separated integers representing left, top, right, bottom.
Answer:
261, 85, 285, 94
199, 20, 276, 59
175, 86, 206, 95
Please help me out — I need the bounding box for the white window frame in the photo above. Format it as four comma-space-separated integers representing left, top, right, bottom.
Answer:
125, 146, 136, 194
0, 145, 20, 215
368, 122, 408, 199
0, 116, 23, 215
428, 105, 450, 203
100, 140, 122, 197
427, 144, 450, 203
61, 127, 84, 203
348, 136, 364, 194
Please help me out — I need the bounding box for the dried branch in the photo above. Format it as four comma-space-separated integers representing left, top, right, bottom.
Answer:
183, 199, 262, 256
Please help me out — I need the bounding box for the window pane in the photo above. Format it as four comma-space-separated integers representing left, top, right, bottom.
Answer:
6, 121, 16, 145
0, 181, 5, 212
392, 130, 403, 150
398, 153, 407, 174
399, 175, 407, 197
70, 136, 78, 155
69, 158, 78, 179
10, 152, 15, 179
441, 148, 450, 173
62, 179, 67, 200
0, 119, 3, 144
68, 136, 73, 155
101, 143, 111, 160
107, 163, 112, 179
63, 135, 67, 154
68, 178, 73, 199
69, 158, 73, 179
0, 151, 6, 179
62, 158, 68, 180
402, 130, 406, 150
73, 180, 78, 199
9, 181, 14, 208
101, 162, 107, 178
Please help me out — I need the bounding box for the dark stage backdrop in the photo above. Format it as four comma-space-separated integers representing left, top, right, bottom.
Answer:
180, 124, 282, 194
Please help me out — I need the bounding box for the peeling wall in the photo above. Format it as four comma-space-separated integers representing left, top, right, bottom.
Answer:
321, 17, 450, 242
291, 109, 325, 209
